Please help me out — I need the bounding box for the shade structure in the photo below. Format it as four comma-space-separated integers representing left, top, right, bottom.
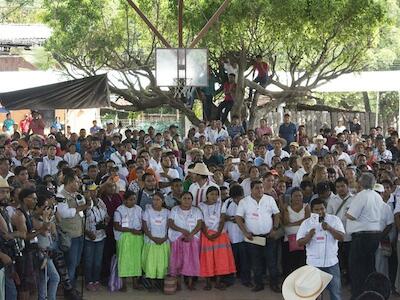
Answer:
0, 74, 110, 110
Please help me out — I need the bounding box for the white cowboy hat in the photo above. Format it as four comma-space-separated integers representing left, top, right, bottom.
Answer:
149, 144, 162, 153
282, 265, 332, 300
313, 135, 327, 144
188, 162, 213, 176
297, 154, 318, 168
374, 183, 384, 193
0, 178, 10, 189
187, 148, 204, 156
271, 136, 287, 148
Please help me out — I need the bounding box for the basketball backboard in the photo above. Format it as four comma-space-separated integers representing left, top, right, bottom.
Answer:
155, 48, 208, 87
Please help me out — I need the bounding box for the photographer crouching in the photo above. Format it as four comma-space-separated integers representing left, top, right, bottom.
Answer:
56, 173, 91, 288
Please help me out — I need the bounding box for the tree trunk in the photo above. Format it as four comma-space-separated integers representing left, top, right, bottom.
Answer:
248, 93, 260, 130
231, 49, 247, 120
362, 92, 371, 112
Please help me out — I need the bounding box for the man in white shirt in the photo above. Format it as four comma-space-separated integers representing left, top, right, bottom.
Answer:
235, 180, 281, 292
0, 157, 14, 180
194, 121, 208, 140
63, 144, 81, 168
110, 143, 132, 179
327, 177, 353, 284
265, 137, 290, 167
334, 142, 352, 165
221, 184, 251, 286
297, 197, 345, 300
292, 154, 317, 187
346, 173, 385, 299
37, 144, 63, 179
188, 163, 218, 206
156, 153, 179, 194
208, 120, 229, 144
148, 144, 162, 172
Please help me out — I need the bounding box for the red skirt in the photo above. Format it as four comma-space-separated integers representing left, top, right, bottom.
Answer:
199, 230, 236, 277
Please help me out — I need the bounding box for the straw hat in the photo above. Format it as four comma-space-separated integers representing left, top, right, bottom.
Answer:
374, 183, 384, 193
313, 135, 327, 144
271, 136, 287, 148
282, 265, 332, 300
297, 154, 318, 168
187, 148, 204, 156
188, 162, 213, 176
203, 142, 213, 148
290, 142, 299, 148
149, 144, 162, 153
0, 178, 10, 189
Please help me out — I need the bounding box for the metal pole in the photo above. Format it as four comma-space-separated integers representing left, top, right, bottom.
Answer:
398, 91, 400, 133
126, 0, 172, 48
189, 0, 230, 48
178, 0, 183, 48
375, 92, 379, 127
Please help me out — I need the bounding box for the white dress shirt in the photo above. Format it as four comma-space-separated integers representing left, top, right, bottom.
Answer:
327, 193, 353, 241
64, 152, 82, 168
110, 151, 132, 178
37, 156, 63, 178
346, 189, 385, 234
297, 214, 345, 268
236, 194, 280, 235
265, 149, 290, 167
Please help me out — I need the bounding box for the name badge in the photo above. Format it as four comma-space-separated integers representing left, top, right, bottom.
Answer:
251, 212, 260, 220
188, 217, 197, 228
316, 236, 325, 243
122, 218, 130, 228
209, 215, 218, 224
154, 216, 163, 226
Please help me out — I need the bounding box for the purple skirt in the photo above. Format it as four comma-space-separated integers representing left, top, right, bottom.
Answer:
169, 236, 200, 277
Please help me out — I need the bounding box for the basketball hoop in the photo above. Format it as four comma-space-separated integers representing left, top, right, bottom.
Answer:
156, 48, 208, 101
173, 77, 193, 99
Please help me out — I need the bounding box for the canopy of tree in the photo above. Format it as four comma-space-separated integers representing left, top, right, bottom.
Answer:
7, 0, 397, 127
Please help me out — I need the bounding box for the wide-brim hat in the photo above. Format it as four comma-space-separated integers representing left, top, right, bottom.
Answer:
282, 265, 332, 300
0, 178, 10, 189
188, 162, 213, 176
149, 144, 162, 153
297, 154, 318, 168
313, 135, 327, 144
271, 136, 287, 148
290, 142, 299, 148
203, 142, 213, 148
187, 148, 204, 156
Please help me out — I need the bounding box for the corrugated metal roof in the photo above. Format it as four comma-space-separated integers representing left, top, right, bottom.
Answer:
0, 24, 52, 46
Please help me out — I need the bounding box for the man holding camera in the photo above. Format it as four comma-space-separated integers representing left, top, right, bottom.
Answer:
57, 174, 91, 287
297, 197, 345, 300
0, 178, 19, 300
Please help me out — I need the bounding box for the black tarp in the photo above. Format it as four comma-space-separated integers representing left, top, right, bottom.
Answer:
0, 74, 110, 110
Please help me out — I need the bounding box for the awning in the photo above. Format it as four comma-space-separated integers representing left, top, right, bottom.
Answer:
0, 74, 110, 110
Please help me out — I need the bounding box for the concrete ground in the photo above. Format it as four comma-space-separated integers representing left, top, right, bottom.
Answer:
80, 282, 360, 300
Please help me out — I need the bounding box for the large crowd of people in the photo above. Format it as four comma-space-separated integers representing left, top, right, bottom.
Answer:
0, 109, 399, 300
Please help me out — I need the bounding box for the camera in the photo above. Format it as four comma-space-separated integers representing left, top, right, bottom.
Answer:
95, 221, 107, 230
76, 194, 86, 206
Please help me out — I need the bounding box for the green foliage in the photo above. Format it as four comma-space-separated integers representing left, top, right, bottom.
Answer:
40, 0, 388, 123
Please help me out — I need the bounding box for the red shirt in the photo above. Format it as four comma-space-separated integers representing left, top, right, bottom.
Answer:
19, 118, 31, 134
29, 119, 45, 136
224, 82, 236, 102
254, 62, 269, 77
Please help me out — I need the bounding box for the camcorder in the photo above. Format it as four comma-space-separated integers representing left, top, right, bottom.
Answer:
95, 221, 107, 230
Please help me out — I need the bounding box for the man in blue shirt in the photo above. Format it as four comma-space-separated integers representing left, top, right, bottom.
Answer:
279, 113, 297, 146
